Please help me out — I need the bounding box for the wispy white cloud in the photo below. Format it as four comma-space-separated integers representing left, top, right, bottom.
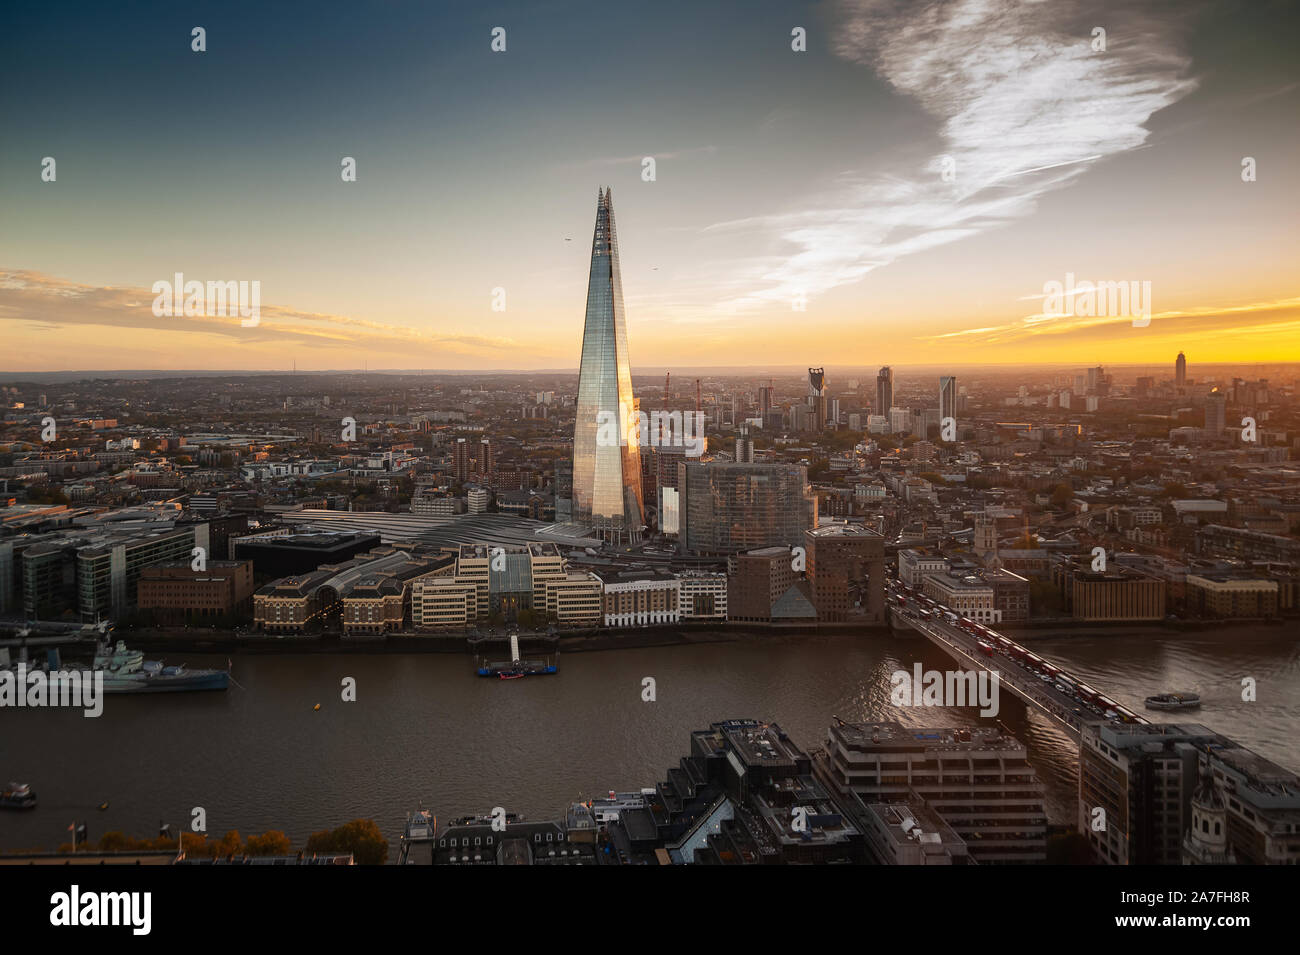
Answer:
713, 0, 1198, 313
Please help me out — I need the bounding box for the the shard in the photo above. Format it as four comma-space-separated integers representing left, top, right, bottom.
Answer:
572, 187, 643, 544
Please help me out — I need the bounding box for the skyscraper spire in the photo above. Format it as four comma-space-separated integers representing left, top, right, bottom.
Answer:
572, 187, 644, 544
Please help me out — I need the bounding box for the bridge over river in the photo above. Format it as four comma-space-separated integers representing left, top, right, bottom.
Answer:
887, 582, 1147, 742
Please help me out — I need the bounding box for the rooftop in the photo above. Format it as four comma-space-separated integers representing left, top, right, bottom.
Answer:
833, 720, 1025, 754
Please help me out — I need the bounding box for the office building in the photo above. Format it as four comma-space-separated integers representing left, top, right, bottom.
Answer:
1185, 574, 1278, 618
596, 568, 680, 627
876, 366, 893, 416
1198, 741, 1300, 864
734, 424, 754, 464
554, 458, 573, 522
805, 523, 885, 622
677, 461, 817, 555
857, 799, 971, 865
921, 573, 1000, 624
1080, 722, 1211, 865
411, 576, 481, 629
603, 719, 867, 865
726, 546, 815, 623
1051, 556, 1165, 621
540, 571, 604, 625
676, 571, 728, 620
233, 530, 381, 583
897, 548, 949, 587
1205, 389, 1226, 433
939, 375, 956, 429
571, 188, 644, 544
808, 367, 827, 432
985, 567, 1031, 623
136, 559, 255, 625
527, 542, 567, 608
76, 524, 206, 622
817, 720, 1047, 864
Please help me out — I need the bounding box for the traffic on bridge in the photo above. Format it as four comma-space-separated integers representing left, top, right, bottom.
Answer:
886, 576, 1146, 740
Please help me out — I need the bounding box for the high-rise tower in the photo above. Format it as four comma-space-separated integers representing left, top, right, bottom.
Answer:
1205, 389, 1226, 433
808, 367, 827, 431
876, 366, 893, 416
939, 375, 957, 424
1176, 351, 1187, 388
572, 188, 644, 544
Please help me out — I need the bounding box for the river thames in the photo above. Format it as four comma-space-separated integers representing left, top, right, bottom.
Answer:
2, 624, 1296, 856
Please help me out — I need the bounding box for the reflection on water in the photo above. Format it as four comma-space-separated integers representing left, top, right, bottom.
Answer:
1, 624, 1295, 854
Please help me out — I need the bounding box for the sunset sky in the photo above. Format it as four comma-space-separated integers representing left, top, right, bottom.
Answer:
2, 0, 1297, 372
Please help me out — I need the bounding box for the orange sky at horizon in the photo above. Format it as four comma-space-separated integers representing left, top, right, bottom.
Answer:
3, 267, 1297, 372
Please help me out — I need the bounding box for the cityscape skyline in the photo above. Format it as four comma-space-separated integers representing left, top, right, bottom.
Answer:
3, 1, 1299, 372
4, 0, 1299, 903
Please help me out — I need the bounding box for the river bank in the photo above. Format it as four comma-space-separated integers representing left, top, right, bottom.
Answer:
3, 613, 1289, 658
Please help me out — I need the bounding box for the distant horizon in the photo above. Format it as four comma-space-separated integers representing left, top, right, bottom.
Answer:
3, 359, 1297, 383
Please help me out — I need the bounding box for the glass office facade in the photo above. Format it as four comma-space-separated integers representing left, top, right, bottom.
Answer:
572, 188, 644, 544
677, 462, 817, 555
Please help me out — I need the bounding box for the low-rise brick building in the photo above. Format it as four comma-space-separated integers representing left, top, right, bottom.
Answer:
136, 559, 254, 625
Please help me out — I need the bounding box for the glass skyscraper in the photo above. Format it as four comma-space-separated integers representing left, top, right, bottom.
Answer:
572, 188, 644, 544
939, 375, 957, 423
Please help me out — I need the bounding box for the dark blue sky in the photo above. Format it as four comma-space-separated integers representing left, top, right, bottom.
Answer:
2, 0, 1297, 370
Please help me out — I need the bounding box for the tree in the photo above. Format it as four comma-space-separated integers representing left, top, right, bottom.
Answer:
97, 831, 132, 852
305, 818, 388, 865
1050, 483, 1074, 507
245, 830, 292, 856
213, 829, 243, 858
